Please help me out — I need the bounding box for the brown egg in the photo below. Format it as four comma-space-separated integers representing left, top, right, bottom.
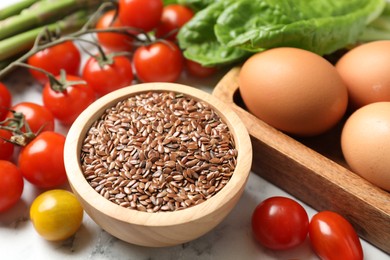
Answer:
336, 40, 390, 110
238, 47, 348, 136
341, 102, 390, 191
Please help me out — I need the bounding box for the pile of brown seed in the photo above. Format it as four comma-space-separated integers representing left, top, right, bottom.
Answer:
80, 91, 237, 212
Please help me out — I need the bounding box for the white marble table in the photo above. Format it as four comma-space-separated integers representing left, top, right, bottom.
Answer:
0, 1, 389, 259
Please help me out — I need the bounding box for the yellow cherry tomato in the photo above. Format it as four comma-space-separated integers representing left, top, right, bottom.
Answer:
30, 189, 84, 241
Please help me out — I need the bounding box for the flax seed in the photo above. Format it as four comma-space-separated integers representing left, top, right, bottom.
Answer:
80, 91, 237, 212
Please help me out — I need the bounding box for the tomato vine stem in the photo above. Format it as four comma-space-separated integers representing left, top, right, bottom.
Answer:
0, 1, 150, 79
0, 109, 41, 146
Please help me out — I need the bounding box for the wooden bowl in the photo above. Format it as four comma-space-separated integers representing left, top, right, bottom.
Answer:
212, 67, 390, 254
64, 82, 252, 247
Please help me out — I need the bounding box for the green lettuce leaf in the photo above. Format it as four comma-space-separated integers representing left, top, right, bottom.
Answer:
178, 0, 386, 66
163, 0, 217, 11
359, 1, 390, 41
177, 0, 216, 11
163, 0, 179, 5
215, 0, 386, 55
177, 0, 251, 66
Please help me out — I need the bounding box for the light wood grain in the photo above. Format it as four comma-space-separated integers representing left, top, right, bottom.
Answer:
212, 67, 390, 254
64, 82, 252, 247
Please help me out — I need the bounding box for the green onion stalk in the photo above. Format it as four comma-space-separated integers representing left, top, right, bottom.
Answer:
0, 0, 37, 20
0, 10, 89, 62
0, 0, 104, 40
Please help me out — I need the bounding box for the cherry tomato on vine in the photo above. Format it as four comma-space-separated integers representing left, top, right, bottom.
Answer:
0, 160, 24, 212
96, 10, 134, 52
0, 129, 14, 161
133, 41, 183, 83
185, 59, 217, 78
251, 196, 309, 250
7, 102, 55, 133
82, 55, 134, 97
155, 4, 194, 41
309, 211, 363, 260
27, 41, 81, 85
18, 131, 67, 188
42, 75, 96, 125
0, 82, 11, 121
30, 189, 83, 241
118, 0, 163, 32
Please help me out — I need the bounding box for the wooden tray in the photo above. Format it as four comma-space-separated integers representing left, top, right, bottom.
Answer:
212, 67, 390, 254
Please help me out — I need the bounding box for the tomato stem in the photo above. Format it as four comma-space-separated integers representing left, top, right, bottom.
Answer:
0, 109, 38, 146
74, 37, 111, 64
15, 61, 63, 87
51, 70, 87, 93
0, 1, 149, 79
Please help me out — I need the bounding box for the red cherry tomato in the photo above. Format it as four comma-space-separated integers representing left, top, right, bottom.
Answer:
7, 102, 55, 133
0, 82, 11, 121
27, 41, 81, 85
96, 10, 134, 52
0, 160, 24, 212
118, 0, 163, 32
251, 196, 309, 250
0, 129, 14, 161
42, 75, 96, 125
18, 131, 67, 188
133, 41, 183, 83
185, 59, 217, 78
309, 211, 363, 260
155, 4, 194, 41
82, 55, 134, 97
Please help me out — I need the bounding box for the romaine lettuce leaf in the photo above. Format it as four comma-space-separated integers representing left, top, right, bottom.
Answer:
163, 0, 218, 11
359, 1, 390, 41
177, 0, 251, 66
178, 0, 386, 66
177, 0, 216, 11
215, 0, 386, 55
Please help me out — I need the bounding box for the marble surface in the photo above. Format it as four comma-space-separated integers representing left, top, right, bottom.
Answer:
1, 1, 389, 259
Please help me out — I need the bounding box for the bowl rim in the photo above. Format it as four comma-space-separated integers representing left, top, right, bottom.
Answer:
64, 82, 252, 227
